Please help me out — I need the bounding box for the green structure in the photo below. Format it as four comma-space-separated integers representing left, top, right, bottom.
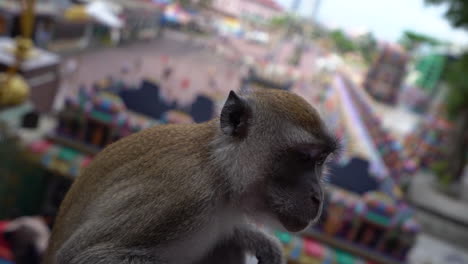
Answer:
0, 124, 49, 219
414, 54, 446, 95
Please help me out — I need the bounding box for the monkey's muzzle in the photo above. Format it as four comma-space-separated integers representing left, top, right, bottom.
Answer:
278, 214, 311, 232
277, 196, 323, 233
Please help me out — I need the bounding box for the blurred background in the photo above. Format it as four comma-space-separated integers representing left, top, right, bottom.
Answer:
0, 0, 467, 263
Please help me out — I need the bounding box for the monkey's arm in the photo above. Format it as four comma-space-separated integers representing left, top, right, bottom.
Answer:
195, 241, 246, 264
53, 183, 213, 264
58, 244, 164, 264
233, 227, 285, 264
53, 221, 166, 264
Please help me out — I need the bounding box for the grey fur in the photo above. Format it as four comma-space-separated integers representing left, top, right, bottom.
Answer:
44, 89, 336, 264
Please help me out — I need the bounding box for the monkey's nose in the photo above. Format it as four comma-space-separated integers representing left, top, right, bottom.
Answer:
310, 193, 321, 204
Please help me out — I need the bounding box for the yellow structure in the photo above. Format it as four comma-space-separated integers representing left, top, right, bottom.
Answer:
0, 0, 36, 107
0, 73, 29, 106
64, 4, 90, 22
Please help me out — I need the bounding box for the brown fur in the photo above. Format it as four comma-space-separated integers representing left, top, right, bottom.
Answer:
253, 89, 323, 131
44, 122, 220, 263
43, 89, 335, 264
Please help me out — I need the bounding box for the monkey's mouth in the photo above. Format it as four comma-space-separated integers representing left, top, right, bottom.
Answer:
277, 214, 311, 233
276, 200, 323, 233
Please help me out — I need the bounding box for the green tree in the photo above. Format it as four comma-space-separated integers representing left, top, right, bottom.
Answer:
399, 30, 441, 53
356, 32, 378, 64
438, 55, 468, 183
427, 0, 468, 29
310, 23, 328, 39
268, 15, 295, 29
177, 0, 191, 7
426, 0, 468, 183
329, 30, 356, 54
197, 0, 213, 8
267, 14, 304, 36
177, 0, 213, 9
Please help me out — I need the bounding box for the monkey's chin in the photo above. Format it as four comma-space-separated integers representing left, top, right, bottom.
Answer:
278, 215, 311, 233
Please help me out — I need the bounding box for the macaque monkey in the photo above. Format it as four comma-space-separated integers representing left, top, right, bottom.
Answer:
43, 88, 339, 264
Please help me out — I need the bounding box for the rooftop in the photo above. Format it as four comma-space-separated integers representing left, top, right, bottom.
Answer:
252, 0, 283, 12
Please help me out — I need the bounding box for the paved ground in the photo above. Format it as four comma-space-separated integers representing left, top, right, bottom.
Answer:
57, 30, 245, 109
56, 29, 321, 111
408, 173, 468, 249
409, 233, 468, 264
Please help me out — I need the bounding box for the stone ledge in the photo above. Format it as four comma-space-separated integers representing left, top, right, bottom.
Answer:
408, 173, 468, 249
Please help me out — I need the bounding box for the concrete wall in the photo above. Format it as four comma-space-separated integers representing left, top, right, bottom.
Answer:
212, 0, 281, 21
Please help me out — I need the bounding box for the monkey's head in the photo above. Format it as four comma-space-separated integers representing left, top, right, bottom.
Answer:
217, 89, 339, 233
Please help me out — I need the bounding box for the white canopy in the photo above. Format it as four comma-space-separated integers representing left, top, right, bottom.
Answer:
86, 1, 123, 28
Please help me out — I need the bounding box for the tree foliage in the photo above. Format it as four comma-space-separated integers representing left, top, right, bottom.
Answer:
329, 30, 356, 54
356, 32, 378, 64
425, 0, 468, 118
399, 30, 441, 52
444, 55, 468, 117
425, 0, 468, 183
267, 14, 304, 36
426, 0, 468, 29
198, 0, 213, 8
328, 30, 377, 65
268, 15, 295, 28
177, 0, 213, 9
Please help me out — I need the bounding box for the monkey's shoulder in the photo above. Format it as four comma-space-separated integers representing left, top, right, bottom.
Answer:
82, 122, 215, 178
94, 122, 215, 163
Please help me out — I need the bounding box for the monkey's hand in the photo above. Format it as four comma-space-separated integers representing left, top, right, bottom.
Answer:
233, 227, 285, 264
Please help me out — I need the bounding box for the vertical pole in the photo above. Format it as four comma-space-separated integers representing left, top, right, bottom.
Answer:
291, 0, 301, 13
11, 0, 36, 75
312, 0, 322, 23
21, 0, 36, 40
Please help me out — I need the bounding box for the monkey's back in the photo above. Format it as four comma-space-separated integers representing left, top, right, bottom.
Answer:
44, 121, 221, 263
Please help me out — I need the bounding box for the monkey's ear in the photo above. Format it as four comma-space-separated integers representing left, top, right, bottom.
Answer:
220, 91, 251, 137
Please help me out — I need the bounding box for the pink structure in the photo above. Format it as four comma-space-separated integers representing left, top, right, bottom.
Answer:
211, 0, 283, 21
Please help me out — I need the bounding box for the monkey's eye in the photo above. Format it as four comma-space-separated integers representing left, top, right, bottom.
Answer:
294, 147, 330, 166
296, 149, 324, 164
298, 151, 312, 162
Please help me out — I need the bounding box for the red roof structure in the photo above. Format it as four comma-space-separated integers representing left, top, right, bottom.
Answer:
254, 0, 283, 12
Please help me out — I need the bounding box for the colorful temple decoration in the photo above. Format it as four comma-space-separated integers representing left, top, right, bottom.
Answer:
314, 188, 419, 262
273, 230, 369, 264
321, 86, 353, 165
404, 114, 452, 170
54, 88, 158, 152
25, 78, 217, 179
28, 139, 92, 178
311, 76, 421, 263
399, 85, 431, 114
26, 85, 159, 178
364, 45, 409, 105
343, 77, 416, 184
